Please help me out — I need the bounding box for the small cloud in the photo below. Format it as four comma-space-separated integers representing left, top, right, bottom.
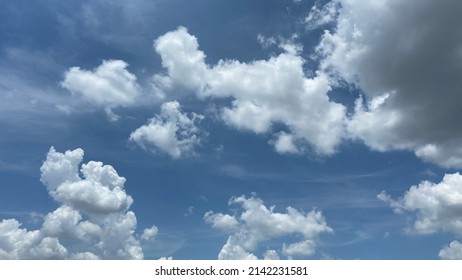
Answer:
104, 107, 121, 122
282, 240, 316, 258
439, 241, 462, 260
220, 165, 249, 179
61, 60, 140, 108
257, 34, 278, 49
204, 211, 239, 232
141, 226, 159, 241
184, 206, 194, 217
129, 101, 204, 158
271, 132, 301, 154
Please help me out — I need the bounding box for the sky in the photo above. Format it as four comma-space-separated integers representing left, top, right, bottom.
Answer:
1, 0, 462, 260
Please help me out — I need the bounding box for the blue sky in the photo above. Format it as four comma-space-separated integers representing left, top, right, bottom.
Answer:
1, 0, 462, 260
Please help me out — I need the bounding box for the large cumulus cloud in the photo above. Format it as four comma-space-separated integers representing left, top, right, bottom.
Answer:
315, 0, 462, 168
0, 147, 156, 259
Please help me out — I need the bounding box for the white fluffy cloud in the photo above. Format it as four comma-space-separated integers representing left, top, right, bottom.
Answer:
204, 195, 332, 259
129, 100, 204, 158
271, 132, 301, 154
218, 236, 258, 260
316, 0, 462, 167
40, 147, 133, 214
61, 60, 140, 120
153, 27, 347, 155
0, 147, 156, 259
154, 27, 208, 94
41, 206, 102, 241
379, 173, 462, 259
203, 212, 239, 232
439, 241, 462, 260
379, 173, 462, 235
263, 249, 280, 260
62, 60, 139, 107
282, 240, 316, 258
59, 0, 462, 166
141, 226, 158, 241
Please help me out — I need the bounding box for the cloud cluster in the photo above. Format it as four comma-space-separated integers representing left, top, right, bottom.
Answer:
0, 147, 156, 259
61, 58, 204, 158
154, 27, 347, 155
316, 0, 462, 168
129, 101, 204, 158
379, 172, 462, 259
57, 0, 462, 167
204, 195, 332, 259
